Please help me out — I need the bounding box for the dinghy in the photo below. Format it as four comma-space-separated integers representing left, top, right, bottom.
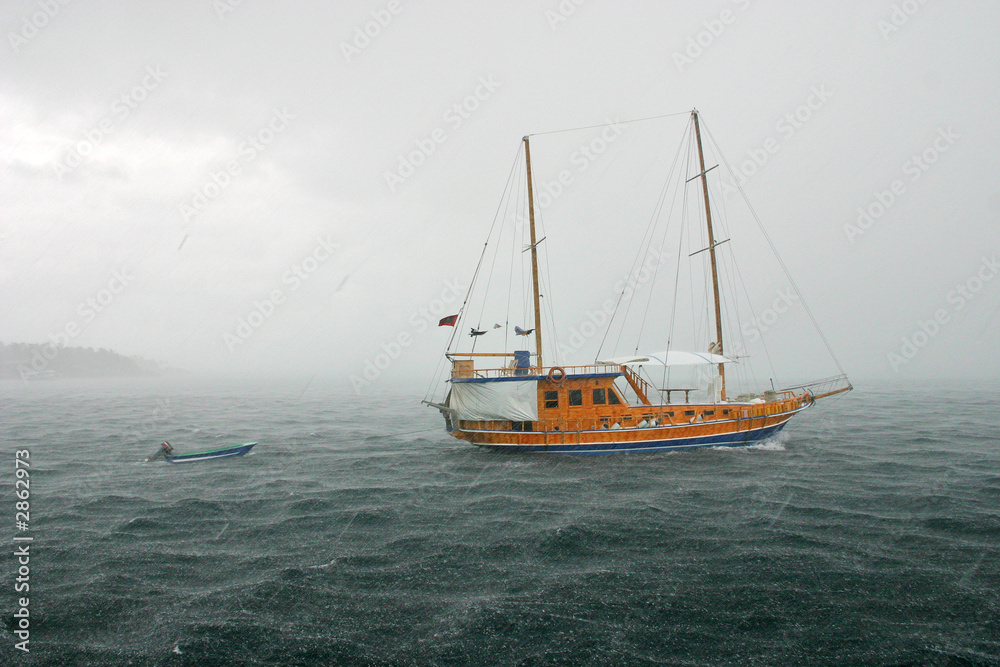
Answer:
147, 441, 256, 463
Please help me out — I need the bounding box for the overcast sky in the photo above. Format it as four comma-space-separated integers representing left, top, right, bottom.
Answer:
2, 0, 998, 391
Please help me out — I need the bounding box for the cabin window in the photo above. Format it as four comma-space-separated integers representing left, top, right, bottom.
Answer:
608, 390, 622, 405
593, 388, 606, 405
685, 410, 695, 416
704, 410, 715, 416
544, 391, 558, 409
722, 409, 730, 416
568, 389, 582, 406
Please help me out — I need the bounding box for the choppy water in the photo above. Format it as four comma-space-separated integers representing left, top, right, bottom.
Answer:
2, 377, 998, 665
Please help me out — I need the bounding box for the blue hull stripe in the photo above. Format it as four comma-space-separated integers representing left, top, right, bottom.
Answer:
472, 422, 790, 455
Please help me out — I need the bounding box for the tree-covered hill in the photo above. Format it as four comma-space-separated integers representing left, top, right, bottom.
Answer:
0, 342, 181, 379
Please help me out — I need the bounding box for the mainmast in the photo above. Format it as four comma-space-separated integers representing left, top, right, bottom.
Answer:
691, 110, 726, 401
522, 136, 544, 370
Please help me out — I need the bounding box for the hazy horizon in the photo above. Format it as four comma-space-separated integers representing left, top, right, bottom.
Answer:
3, 1, 998, 395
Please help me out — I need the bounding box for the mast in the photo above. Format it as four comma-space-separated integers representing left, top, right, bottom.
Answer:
522, 136, 544, 370
691, 110, 726, 401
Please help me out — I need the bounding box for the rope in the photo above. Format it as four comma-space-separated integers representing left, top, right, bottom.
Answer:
701, 120, 848, 376
378, 426, 442, 439
423, 146, 522, 402
527, 110, 692, 138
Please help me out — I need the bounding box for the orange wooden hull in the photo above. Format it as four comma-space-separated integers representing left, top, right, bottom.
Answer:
437, 362, 822, 454
447, 398, 811, 454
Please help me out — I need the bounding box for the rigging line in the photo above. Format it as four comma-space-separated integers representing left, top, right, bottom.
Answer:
706, 164, 767, 392
522, 210, 533, 333
476, 149, 521, 321
661, 126, 697, 393
425, 146, 522, 401
702, 120, 847, 376
708, 177, 743, 389
686, 134, 708, 358
716, 215, 769, 391
632, 132, 683, 355
507, 160, 522, 353
527, 110, 692, 138
505, 157, 527, 355
732, 253, 776, 391
667, 133, 693, 360
658, 129, 696, 392
381, 426, 444, 439
472, 146, 523, 354
534, 194, 561, 366
450, 145, 522, 348
597, 121, 692, 360
721, 219, 759, 392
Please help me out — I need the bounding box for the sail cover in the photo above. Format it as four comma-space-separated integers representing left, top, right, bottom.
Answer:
597, 350, 735, 366
448, 379, 539, 421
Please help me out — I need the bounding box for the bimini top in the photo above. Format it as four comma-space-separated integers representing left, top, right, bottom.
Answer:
597, 350, 735, 366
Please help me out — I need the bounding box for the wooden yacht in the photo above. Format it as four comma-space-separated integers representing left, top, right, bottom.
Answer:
426, 110, 851, 454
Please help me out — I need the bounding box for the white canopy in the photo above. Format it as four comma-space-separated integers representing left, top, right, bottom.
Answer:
597, 350, 735, 367
448, 379, 539, 422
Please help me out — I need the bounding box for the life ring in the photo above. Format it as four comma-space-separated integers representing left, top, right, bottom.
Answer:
547, 366, 566, 385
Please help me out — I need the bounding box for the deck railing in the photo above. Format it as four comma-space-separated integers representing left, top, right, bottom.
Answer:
451, 363, 625, 380
779, 374, 853, 400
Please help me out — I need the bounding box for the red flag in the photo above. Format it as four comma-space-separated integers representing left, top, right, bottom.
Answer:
438, 314, 458, 327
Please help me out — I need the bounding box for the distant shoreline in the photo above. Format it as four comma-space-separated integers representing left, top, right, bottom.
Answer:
0, 342, 184, 380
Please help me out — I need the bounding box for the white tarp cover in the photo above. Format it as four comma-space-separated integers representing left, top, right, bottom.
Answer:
448, 379, 539, 421
597, 350, 735, 366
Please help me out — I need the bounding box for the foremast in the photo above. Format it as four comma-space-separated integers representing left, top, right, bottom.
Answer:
523, 136, 544, 371
691, 109, 726, 401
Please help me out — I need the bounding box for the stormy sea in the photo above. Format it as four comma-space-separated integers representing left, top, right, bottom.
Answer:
2, 377, 998, 666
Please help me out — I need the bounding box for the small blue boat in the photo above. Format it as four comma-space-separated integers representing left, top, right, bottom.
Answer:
147, 441, 256, 463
